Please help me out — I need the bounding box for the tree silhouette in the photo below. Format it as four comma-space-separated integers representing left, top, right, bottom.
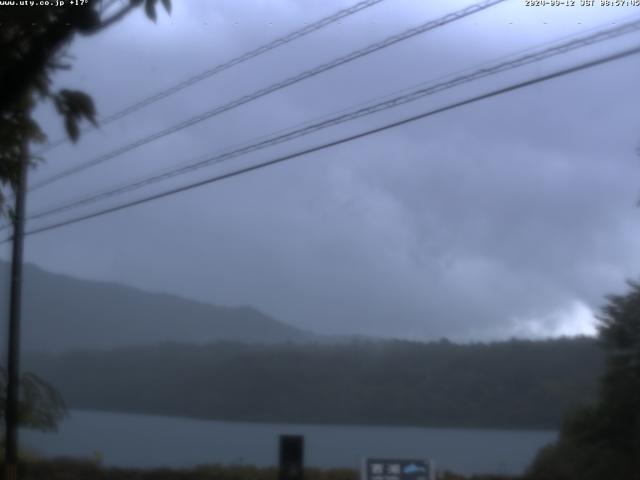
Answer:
0, 0, 171, 217
0, 366, 66, 434
0, 0, 171, 441
527, 280, 640, 480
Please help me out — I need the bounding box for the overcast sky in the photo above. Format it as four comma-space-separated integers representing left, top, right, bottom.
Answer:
2, 0, 640, 342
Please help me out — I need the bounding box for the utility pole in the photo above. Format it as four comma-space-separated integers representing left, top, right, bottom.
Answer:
4, 140, 29, 480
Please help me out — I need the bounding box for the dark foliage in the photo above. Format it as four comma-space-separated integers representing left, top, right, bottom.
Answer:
25, 337, 602, 430
0, 366, 66, 437
526, 281, 640, 480
0, 0, 170, 216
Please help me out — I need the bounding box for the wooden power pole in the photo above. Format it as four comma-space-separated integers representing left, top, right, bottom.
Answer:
4, 141, 29, 480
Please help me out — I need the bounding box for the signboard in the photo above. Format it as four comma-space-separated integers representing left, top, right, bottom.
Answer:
362, 459, 434, 480
279, 435, 304, 480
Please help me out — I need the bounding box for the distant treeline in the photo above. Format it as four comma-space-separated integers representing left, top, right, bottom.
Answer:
25, 337, 602, 430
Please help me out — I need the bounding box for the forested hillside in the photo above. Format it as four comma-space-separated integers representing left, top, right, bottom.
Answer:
25, 337, 602, 430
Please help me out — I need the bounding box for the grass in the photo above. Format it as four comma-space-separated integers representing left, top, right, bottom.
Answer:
5, 457, 519, 480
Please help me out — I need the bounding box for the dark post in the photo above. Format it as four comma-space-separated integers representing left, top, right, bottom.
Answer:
279, 435, 304, 480
4, 142, 29, 480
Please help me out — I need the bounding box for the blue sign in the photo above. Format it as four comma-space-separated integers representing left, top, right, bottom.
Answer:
363, 459, 433, 480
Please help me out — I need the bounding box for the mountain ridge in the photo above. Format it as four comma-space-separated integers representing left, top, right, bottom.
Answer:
0, 260, 319, 352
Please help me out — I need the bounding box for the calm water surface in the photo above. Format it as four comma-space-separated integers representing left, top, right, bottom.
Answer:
22, 410, 556, 476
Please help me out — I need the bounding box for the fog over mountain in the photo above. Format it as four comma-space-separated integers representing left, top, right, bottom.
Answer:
1, 0, 639, 342
0, 261, 318, 352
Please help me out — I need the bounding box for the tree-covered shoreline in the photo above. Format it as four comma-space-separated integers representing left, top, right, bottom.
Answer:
25, 336, 602, 431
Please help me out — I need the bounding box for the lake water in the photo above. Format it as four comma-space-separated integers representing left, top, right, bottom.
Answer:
21, 410, 557, 476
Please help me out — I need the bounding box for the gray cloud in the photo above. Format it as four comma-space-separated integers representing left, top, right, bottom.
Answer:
5, 0, 640, 342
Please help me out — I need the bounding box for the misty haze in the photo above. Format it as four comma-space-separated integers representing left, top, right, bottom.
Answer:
1, 1, 639, 479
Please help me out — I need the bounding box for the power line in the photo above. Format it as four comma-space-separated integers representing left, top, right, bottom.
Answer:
23, 18, 640, 223
5, 44, 638, 244
36, 0, 389, 154
30, 0, 506, 191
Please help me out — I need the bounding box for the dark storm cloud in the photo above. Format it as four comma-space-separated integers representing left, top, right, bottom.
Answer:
6, 0, 640, 341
